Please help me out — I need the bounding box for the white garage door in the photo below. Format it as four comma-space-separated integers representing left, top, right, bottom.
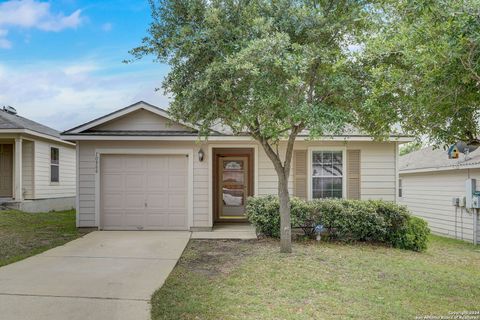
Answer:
100, 154, 188, 230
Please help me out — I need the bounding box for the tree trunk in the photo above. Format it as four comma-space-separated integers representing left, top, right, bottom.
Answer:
254, 125, 302, 253
278, 171, 292, 253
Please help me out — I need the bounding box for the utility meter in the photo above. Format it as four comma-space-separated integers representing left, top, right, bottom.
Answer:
465, 179, 480, 209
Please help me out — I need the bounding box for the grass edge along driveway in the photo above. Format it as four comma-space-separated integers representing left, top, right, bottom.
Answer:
0, 209, 89, 267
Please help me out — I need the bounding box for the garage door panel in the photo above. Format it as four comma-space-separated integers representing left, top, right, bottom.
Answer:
124, 157, 145, 170
102, 174, 124, 189
125, 174, 145, 190
101, 154, 188, 230
146, 157, 168, 170
145, 194, 167, 208
124, 213, 145, 227
102, 193, 124, 209
125, 194, 145, 209
103, 212, 124, 228
168, 214, 187, 229
168, 156, 187, 170
146, 174, 168, 189
169, 194, 187, 209
145, 213, 168, 227
168, 175, 187, 188
102, 157, 122, 171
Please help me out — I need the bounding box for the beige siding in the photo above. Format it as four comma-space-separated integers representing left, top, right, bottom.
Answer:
33, 139, 76, 199
22, 140, 34, 199
257, 145, 294, 196
77, 140, 397, 228
399, 169, 480, 243
93, 109, 191, 131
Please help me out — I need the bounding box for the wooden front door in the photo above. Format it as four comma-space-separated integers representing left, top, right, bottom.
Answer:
0, 144, 13, 197
213, 149, 254, 222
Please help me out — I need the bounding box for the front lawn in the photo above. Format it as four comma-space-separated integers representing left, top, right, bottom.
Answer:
0, 209, 89, 267
152, 236, 480, 320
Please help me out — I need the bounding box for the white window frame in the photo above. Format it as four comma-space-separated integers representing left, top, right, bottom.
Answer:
307, 146, 347, 201
50, 146, 60, 184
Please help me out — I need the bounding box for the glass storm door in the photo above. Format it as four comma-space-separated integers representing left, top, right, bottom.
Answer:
218, 157, 249, 220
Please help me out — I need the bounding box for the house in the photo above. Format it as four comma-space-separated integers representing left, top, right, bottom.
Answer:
399, 146, 480, 244
0, 107, 76, 212
61, 101, 411, 230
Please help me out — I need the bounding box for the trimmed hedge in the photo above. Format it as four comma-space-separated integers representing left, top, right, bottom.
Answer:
245, 196, 430, 251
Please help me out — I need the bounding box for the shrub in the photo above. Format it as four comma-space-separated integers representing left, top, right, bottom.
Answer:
311, 199, 387, 242
245, 195, 281, 237
393, 216, 430, 252
366, 200, 410, 245
245, 196, 312, 238
245, 196, 430, 251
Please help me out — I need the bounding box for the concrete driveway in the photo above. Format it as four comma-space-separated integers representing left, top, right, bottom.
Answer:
0, 231, 190, 320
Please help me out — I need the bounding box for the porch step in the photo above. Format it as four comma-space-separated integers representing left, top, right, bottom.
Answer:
191, 224, 257, 240
0, 200, 21, 211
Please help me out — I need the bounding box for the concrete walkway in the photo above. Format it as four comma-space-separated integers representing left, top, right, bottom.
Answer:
0, 231, 190, 320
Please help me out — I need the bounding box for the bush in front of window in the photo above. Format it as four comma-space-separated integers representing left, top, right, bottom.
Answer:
311, 199, 388, 243
245, 195, 312, 238
245, 196, 430, 251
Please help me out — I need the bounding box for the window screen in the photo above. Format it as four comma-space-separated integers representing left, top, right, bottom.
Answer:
312, 151, 343, 199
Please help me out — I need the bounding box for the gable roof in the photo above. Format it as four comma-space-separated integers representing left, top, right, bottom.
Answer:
400, 146, 480, 173
61, 101, 414, 142
62, 101, 201, 135
0, 108, 60, 139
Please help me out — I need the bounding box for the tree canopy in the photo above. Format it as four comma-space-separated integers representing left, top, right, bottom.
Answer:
130, 0, 395, 141
363, 0, 480, 146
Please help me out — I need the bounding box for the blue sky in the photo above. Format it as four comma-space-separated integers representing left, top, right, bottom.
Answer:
0, 0, 170, 131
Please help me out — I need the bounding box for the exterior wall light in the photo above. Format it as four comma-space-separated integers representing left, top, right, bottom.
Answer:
198, 149, 205, 162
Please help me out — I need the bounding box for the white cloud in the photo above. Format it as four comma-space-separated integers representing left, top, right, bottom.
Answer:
62, 63, 98, 75
0, 60, 170, 131
0, 29, 12, 49
0, 0, 83, 48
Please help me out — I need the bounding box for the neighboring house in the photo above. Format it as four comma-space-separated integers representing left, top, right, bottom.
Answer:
399, 147, 480, 244
0, 107, 76, 212
61, 101, 411, 230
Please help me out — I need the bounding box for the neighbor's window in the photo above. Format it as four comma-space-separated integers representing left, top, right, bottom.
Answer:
50, 147, 59, 183
312, 151, 343, 199
399, 178, 403, 198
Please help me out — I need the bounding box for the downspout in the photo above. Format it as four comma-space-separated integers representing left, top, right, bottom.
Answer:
474, 209, 478, 246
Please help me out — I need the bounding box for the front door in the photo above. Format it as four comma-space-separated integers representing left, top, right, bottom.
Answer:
214, 149, 253, 222
0, 144, 13, 197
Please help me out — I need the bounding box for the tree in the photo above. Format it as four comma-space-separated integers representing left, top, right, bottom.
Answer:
399, 141, 424, 156
363, 0, 480, 146
130, 0, 399, 253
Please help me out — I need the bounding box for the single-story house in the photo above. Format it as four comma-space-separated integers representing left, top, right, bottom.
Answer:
0, 107, 76, 212
61, 101, 412, 230
399, 147, 480, 244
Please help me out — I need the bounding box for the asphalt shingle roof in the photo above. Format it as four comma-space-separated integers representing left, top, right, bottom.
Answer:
400, 146, 480, 172
0, 109, 60, 139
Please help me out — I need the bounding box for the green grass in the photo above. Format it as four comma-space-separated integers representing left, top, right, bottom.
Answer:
151, 236, 480, 320
0, 209, 89, 267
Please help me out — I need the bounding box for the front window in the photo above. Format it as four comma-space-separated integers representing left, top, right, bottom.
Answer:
50, 147, 59, 183
312, 151, 343, 199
